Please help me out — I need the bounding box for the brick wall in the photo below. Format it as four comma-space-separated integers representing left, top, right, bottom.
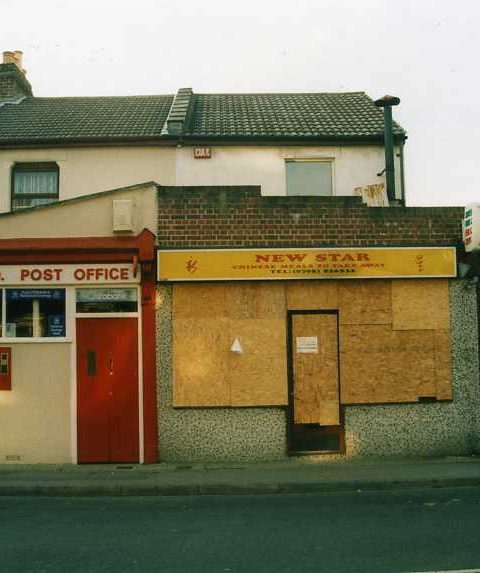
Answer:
157, 186, 463, 249
0, 64, 32, 100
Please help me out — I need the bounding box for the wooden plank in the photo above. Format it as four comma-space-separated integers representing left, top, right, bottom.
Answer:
173, 284, 231, 319
392, 279, 450, 330
292, 314, 340, 425
229, 318, 288, 406
172, 317, 230, 406
174, 283, 285, 320
287, 281, 338, 310
338, 279, 392, 325
235, 283, 286, 319
434, 329, 453, 400
339, 325, 437, 404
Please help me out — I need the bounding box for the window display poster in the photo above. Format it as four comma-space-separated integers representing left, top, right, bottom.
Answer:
48, 315, 65, 337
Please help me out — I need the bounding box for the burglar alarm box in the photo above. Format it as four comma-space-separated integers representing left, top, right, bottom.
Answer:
0, 347, 11, 390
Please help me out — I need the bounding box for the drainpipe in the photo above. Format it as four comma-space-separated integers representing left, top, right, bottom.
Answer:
399, 139, 406, 206
374, 95, 400, 204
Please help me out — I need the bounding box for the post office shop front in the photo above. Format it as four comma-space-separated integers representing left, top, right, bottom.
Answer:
0, 233, 157, 465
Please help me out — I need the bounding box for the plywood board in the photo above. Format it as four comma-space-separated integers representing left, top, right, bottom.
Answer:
287, 281, 339, 310
292, 314, 340, 425
234, 283, 286, 319
392, 279, 450, 330
173, 317, 230, 406
339, 324, 437, 404
229, 318, 288, 406
340, 349, 436, 404
173, 284, 232, 319
339, 324, 435, 353
434, 329, 453, 400
338, 280, 392, 325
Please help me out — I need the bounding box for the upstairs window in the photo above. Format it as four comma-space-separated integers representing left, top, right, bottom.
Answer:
286, 159, 332, 196
11, 162, 59, 210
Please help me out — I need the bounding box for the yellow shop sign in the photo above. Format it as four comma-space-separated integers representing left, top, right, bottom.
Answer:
157, 247, 457, 281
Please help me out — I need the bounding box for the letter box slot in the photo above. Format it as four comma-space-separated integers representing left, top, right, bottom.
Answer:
0, 347, 12, 390
87, 350, 96, 377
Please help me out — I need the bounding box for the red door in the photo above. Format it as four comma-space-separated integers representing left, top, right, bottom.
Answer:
77, 318, 139, 463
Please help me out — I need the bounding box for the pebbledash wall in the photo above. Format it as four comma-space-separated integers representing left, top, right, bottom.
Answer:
155, 186, 480, 462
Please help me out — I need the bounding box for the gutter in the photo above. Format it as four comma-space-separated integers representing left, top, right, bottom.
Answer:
0, 133, 407, 150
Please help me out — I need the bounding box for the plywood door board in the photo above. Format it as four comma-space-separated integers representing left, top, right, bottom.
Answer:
292, 314, 340, 425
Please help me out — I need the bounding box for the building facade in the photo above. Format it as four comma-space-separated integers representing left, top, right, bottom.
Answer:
0, 52, 405, 213
155, 187, 479, 461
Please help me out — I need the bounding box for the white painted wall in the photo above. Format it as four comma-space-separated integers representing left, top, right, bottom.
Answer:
0, 143, 404, 213
0, 343, 71, 463
0, 147, 175, 213
0, 182, 158, 238
175, 144, 403, 199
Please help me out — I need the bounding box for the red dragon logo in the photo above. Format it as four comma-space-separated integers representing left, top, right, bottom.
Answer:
186, 258, 198, 274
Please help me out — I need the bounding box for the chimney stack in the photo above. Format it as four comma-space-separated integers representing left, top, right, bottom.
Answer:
3, 50, 26, 74
0, 49, 32, 101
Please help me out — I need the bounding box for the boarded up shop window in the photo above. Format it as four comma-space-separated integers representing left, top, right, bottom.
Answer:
338, 279, 452, 404
286, 279, 453, 405
171, 279, 453, 408
172, 283, 288, 407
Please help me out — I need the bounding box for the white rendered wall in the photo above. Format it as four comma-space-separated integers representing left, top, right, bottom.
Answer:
0, 147, 176, 213
0, 143, 404, 213
175, 145, 403, 199
0, 343, 71, 463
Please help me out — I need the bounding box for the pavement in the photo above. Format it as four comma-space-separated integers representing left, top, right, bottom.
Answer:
1, 455, 480, 496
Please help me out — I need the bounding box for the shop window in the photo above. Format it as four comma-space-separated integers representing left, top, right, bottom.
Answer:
76, 288, 138, 313
285, 160, 332, 196
11, 163, 59, 211
5, 289, 65, 338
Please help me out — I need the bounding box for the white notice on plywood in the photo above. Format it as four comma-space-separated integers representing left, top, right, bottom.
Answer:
296, 336, 319, 354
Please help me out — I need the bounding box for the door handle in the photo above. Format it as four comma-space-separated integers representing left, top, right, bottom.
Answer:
109, 357, 114, 376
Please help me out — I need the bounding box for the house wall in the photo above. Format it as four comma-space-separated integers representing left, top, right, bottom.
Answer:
0, 182, 158, 238
157, 187, 462, 249
175, 144, 402, 200
0, 143, 402, 213
0, 147, 175, 213
0, 343, 71, 463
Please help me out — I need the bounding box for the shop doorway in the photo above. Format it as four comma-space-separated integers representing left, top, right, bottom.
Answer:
287, 311, 344, 454
76, 317, 139, 463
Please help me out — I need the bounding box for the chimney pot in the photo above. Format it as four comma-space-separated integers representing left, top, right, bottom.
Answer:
3, 50, 26, 75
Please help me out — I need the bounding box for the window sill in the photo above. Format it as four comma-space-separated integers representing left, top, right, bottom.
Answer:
0, 338, 72, 344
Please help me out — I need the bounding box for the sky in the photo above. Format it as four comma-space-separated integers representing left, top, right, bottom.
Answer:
1, 0, 479, 207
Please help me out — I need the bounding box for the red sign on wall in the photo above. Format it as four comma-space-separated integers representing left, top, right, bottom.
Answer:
194, 147, 212, 159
